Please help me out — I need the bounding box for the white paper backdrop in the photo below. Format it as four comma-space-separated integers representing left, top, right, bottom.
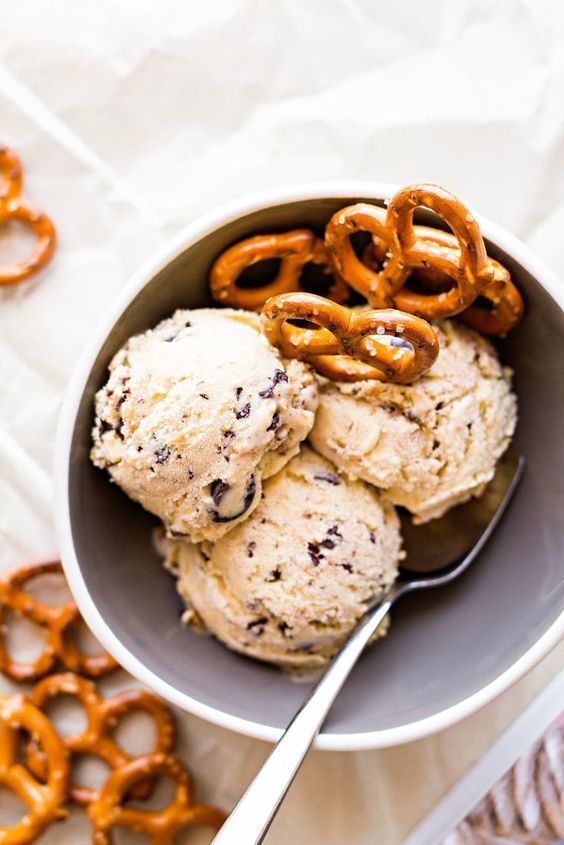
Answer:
1, 2, 563, 842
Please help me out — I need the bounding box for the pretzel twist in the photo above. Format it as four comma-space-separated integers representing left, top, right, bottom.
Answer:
363, 224, 523, 335
24, 673, 176, 805
0, 561, 118, 682
325, 184, 496, 319
209, 228, 349, 310
261, 292, 439, 383
0, 694, 70, 844
88, 751, 226, 844
0, 146, 56, 286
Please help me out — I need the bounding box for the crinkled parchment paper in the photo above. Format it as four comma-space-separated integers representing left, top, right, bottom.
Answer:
1, 2, 564, 842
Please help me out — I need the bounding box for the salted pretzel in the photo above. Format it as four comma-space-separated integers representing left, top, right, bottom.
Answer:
364, 224, 524, 335
261, 292, 439, 383
209, 228, 349, 310
88, 751, 226, 844
0, 146, 56, 286
24, 672, 176, 805
0, 561, 118, 681
0, 694, 69, 845
325, 184, 497, 320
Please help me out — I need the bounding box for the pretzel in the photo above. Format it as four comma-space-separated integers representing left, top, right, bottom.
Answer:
88, 751, 226, 844
261, 292, 439, 383
0, 146, 56, 286
24, 673, 176, 805
209, 228, 349, 310
0, 561, 118, 681
364, 224, 524, 335
0, 694, 69, 844
325, 183, 497, 320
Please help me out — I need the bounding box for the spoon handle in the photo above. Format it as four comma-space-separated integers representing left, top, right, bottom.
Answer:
211, 590, 397, 845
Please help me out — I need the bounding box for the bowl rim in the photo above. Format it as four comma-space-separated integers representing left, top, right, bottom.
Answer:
54, 180, 564, 751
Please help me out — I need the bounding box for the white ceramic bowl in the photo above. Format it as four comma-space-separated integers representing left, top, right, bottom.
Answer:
55, 183, 564, 750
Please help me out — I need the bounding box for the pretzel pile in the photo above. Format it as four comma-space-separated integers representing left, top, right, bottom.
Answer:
209, 183, 524, 382
0, 560, 225, 844
361, 218, 524, 336
0, 145, 56, 286
25, 673, 176, 805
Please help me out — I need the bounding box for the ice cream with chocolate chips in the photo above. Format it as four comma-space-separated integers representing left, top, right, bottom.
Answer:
309, 320, 517, 523
164, 446, 402, 668
91, 308, 318, 543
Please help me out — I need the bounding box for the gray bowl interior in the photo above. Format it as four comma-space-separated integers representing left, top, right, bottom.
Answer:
69, 198, 564, 737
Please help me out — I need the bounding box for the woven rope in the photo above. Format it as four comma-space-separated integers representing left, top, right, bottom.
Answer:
442, 720, 564, 844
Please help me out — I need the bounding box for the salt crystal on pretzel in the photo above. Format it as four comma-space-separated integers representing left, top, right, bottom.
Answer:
261, 292, 439, 384
325, 183, 496, 320
209, 228, 349, 310
0, 145, 56, 286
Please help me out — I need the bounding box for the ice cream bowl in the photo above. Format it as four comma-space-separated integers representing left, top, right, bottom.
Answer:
55, 183, 564, 750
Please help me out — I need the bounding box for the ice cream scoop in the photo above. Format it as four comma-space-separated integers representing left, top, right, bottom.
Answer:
91, 308, 318, 542
309, 320, 517, 522
164, 446, 403, 668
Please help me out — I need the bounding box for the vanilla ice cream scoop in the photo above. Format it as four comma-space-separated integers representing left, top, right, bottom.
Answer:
309, 320, 517, 523
164, 446, 402, 668
91, 308, 318, 542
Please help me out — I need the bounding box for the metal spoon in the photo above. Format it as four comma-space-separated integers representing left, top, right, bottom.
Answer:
211, 451, 525, 845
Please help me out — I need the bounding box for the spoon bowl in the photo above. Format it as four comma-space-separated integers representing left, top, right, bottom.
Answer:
399, 450, 525, 579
